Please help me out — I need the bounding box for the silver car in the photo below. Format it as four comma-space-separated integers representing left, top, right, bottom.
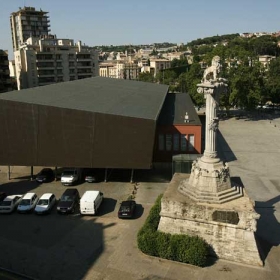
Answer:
0, 195, 23, 214
34, 193, 56, 214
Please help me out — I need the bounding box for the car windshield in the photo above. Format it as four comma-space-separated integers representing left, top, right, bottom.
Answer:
62, 171, 75, 176
61, 195, 73, 202
37, 199, 49, 206
39, 170, 50, 175
0, 201, 11, 206
120, 206, 131, 212
20, 199, 31, 206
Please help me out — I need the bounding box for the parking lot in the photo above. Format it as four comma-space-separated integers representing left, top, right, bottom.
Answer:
0, 166, 170, 280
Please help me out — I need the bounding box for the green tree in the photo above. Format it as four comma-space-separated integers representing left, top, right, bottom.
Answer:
184, 63, 204, 106
227, 61, 265, 109
266, 57, 280, 104
138, 72, 155, 83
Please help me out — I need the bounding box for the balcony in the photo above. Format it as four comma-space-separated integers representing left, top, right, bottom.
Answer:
37, 62, 55, 69
38, 81, 55, 86
76, 65, 92, 69
77, 72, 92, 77
37, 66, 54, 70
0, 68, 9, 75
76, 55, 91, 62
36, 56, 54, 62
38, 72, 55, 78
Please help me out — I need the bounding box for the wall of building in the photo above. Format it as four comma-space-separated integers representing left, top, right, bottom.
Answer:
0, 100, 156, 169
153, 125, 202, 162
0, 50, 12, 93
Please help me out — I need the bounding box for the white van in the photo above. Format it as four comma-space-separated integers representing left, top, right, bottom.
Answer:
80, 191, 103, 215
61, 168, 82, 186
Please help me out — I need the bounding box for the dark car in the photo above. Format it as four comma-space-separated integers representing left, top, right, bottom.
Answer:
118, 200, 136, 218
0, 192, 6, 201
57, 188, 80, 214
36, 168, 55, 183
84, 168, 99, 183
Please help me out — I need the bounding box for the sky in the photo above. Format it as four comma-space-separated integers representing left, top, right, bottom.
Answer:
1, 0, 280, 59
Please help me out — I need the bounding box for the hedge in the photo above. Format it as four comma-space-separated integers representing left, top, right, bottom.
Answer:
137, 194, 209, 267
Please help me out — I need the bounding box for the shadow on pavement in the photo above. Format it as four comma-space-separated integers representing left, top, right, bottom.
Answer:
97, 197, 117, 216
0, 180, 41, 196
133, 203, 144, 219
255, 194, 280, 264
0, 212, 114, 280
217, 130, 237, 162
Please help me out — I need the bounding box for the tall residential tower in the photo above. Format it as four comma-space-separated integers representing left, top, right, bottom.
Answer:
10, 6, 50, 51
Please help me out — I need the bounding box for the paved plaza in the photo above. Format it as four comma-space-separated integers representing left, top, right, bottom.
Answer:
0, 112, 280, 279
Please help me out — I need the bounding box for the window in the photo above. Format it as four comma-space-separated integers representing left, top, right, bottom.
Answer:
158, 134, 164, 151
166, 134, 172, 151
173, 134, 179, 151
181, 134, 187, 151
188, 134, 195, 151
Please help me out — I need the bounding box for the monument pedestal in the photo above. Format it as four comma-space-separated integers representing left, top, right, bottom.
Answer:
178, 157, 243, 204
158, 173, 263, 266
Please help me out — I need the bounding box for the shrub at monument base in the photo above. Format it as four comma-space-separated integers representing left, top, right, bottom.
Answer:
137, 194, 209, 267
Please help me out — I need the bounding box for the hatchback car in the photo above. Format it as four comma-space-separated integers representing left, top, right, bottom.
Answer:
36, 168, 55, 183
84, 168, 99, 183
57, 188, 80, 214
34, 193, 56, 214
17, 193, 38, 213
0, 195, 23, 214
118, 200, 136, 218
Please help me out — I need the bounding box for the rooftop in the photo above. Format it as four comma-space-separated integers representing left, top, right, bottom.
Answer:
157, 92, 201, 126
0, 77, 169, 120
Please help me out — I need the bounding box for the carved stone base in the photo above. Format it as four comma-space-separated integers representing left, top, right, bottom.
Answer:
178, 157, 243, 204
158, 173, 263, 266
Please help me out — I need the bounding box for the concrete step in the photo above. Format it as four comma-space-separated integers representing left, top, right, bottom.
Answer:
179, 185, 243, 204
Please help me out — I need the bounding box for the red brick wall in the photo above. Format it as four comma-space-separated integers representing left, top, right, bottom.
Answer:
153, 124, 202, 162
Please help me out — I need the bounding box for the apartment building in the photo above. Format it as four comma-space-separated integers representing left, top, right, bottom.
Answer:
99, 58, 140, 80
10, 6, 50, 51
0, 50, 12, 93
99, 61, 120, 78
149, 59, 171, 77
259, 55, 276, 69
123, 62, 140, 80
14, 36, 99, 89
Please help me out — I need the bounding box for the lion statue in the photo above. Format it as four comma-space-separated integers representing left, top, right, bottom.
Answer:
202, 56, 221, 82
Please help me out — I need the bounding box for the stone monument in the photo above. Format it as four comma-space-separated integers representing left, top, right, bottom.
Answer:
158, 56, 263, 266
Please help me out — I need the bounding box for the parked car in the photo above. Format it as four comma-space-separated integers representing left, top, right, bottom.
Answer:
17, 193, 38, 213
118, 200, 136, 218
61, 168, 82, 186
0, 195, 23, 213
0, 192, 6, 201
80, 190, 103, 215
57, 188, 80, 214
84, 169, 99, 183
36, 168, 55, 183
34, 193, 56, 214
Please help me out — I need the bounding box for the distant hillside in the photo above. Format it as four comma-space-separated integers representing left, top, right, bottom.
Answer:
187, 34, 240, 47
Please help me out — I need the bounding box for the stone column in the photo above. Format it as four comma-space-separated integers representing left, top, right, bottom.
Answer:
197, 81, 227, 164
